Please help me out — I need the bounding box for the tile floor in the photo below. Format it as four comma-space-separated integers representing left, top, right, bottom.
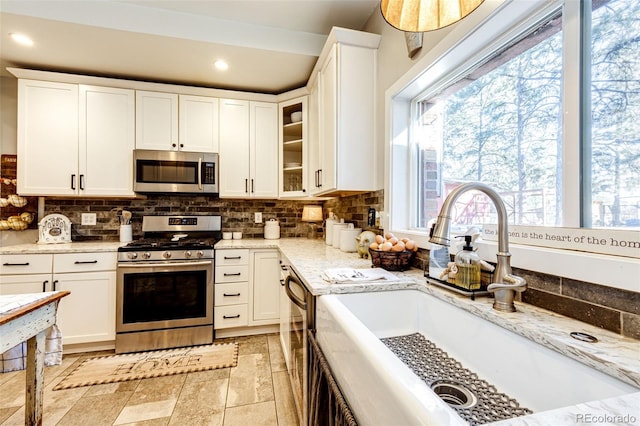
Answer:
0, 333, 299, 426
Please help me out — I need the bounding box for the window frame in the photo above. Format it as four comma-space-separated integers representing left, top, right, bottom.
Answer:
384, 0, 639, 292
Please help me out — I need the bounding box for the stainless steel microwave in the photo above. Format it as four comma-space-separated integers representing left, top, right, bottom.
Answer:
133, 150, 218, 194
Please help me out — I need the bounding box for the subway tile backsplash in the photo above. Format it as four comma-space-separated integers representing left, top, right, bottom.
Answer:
42, 190, 639, 339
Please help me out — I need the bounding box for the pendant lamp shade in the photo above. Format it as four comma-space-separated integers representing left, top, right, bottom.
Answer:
381, 0, 485, 32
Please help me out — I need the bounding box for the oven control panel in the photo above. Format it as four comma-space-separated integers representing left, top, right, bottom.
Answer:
117, 249, 214, 262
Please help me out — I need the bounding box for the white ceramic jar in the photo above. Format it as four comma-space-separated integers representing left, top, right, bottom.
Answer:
339, 228, 362, 252
264, 219, 280, 240
332, 223, 352, 247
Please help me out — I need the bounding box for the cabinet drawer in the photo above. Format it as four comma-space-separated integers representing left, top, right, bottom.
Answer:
215, 249, 249, 266
215, 265, 249, 283
54, 252, 117, 273
215, 282, 249, 306
215, 304, 248, 329
0, 254, 53, 275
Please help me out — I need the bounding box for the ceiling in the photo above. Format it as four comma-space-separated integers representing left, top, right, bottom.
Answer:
0, 0, 381, 94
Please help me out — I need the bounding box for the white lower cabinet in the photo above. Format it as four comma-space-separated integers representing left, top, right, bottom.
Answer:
251, 250, 280, 324
215, 249, 250, 329
214, 248, 280, 333
0, 252, 117, 347
55, 270, 116, 345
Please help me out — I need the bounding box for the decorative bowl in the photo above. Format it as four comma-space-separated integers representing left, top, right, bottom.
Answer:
369, 248, 415, 271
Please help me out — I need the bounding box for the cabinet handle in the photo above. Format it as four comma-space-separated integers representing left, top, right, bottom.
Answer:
318, 169, 322, 187
172, 143, 177, 148
223, 272, 241, 276
42, 280, 49, 292
79, 174, 85, 190
223, 292, 241, 297
224, 256, 242, 260
71, 174, 76, 190
180, 144, 184, 148
280, 279, 285, 286
245, 178, 248, 193
53, 280, 59, 291
3, 262, 30, 266
251, 179, 254, 193
74, 260, 98, 264
223, 314, 240, 319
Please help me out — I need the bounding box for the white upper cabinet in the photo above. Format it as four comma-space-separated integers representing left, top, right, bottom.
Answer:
179, 95, 220, 153
279, 96, 308, 198
17, 80, 79, 196
136, 91, 219, 153
219, 99, 278, 198
308, 28, 381, 197
80, 85, 135, 196
17, 80, 134, 196
250, 101, 279, 198
135, 91, 179, 151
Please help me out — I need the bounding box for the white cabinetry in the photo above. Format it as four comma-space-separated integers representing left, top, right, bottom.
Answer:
80, 85, 135, 196
215, 249, 250, 329
135, 90, 179, 151
309, 29, 380, 196
251, 250, 280, 324
17, 80, 78, 196
136, 91, 220, 153
0, 251, 117, 348
0, 254, 53, 294
214, 248, 280, 336
17, 80, 135, 196
219, 99, 278, 198
179, 95, 219, 153
279, 97, 308, 198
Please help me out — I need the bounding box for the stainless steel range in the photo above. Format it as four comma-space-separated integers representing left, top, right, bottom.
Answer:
116, 215, 222, 354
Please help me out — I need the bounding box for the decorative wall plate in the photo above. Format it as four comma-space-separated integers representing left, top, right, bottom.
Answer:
38, 214, 72, 244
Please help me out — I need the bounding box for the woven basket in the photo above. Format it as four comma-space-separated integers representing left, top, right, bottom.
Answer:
369, 248, 415, 271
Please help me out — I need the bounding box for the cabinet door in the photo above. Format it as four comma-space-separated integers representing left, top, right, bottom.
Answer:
219, 99, 250, 197
135, 91, 179, 151
251, 250, 280, 324
0, 274, 52, 294
279, 97, 308, 198
307, 78, 322, 196
17, 80, 79, 196
79, 85, 135, 196
55, 271, 116, 345
318, 45, 337, 193
250, 102, 279, 198
179, 95, 219, 153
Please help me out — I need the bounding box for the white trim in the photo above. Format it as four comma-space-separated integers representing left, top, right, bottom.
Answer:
384, 0, 639, 292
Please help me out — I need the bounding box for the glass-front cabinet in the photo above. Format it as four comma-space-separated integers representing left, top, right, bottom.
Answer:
279, 97, 308, 198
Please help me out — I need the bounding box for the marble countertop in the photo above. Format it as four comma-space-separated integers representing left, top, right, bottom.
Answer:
0, 241, 124, 254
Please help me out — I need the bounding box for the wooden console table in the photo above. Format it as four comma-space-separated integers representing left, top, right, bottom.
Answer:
0, 291, 70, 426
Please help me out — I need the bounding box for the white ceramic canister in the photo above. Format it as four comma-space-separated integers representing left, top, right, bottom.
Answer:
339, 227, 362, 252
264, 219, 280, 240
325, 217, 338, 245
332, 223, 352, 247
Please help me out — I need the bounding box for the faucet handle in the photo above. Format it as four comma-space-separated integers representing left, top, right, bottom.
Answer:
487, 274, 527, 312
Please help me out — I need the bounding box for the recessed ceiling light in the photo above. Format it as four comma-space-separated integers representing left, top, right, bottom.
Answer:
214, 60, 229, 71
10, 33, 34, 47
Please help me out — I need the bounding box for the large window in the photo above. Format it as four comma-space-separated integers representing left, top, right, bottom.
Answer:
412, 0, 639, 231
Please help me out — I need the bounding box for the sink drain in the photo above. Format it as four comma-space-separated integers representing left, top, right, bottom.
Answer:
431, 380, 478, 409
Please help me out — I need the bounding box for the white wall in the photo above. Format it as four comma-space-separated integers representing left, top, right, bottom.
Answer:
0, 76, 18, 155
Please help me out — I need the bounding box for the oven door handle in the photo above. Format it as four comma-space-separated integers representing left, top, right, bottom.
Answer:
118, 261, 213, 269
284, 274, 307, 310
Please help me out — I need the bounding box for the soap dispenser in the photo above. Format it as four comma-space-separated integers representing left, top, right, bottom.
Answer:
454, 235, 481, 290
